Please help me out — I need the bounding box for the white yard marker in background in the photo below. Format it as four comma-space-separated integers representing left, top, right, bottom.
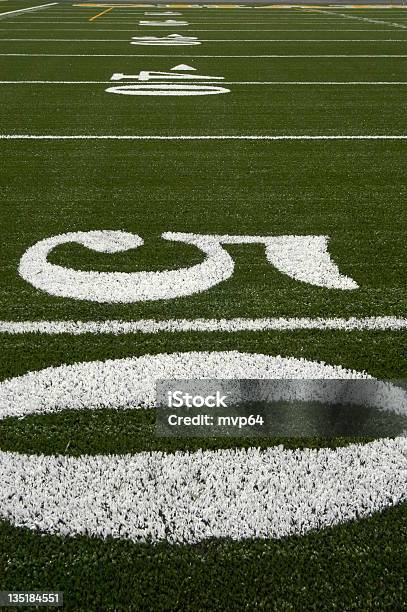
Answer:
303, 7, 407, 30
106, 84, 229, 95
110, 68, 222, 81
0, 2, 57, 19
108, 66, 227, 95
145, 11, 182, 16
171, 64, 196, 70
139, 19, 189, 27
131, 34, 201, 46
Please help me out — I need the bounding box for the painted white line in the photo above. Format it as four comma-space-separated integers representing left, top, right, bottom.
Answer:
0, 317, 406, 334
6, 18, 372, 21
303, 7, 407, 30
1, 27, 405, 32
1, 53, 407, 57
4, 24, 406, 30
4, 134, 407, 140
0, 2, 57, 18
1, 81, 406, 85
2, 38, 407, 41
7, 19, 388, 23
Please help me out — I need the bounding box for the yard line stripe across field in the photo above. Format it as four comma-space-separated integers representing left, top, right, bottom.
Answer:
3, 53, 407, 57
3, 38, 407, 41
2, 29, 403, 31
11, 23, 404, 27
2, 135, 407, 140
6, 18, 379, 22
3, 27, 404, 31
302, 7, 407, 29
1, 81, 406, 85
0, 3, 58, 19
1, 317, 406, 334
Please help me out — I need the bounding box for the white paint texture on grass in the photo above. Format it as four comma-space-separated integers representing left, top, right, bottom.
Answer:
1, 351, 406, 420
1, 440, 407, 543
0, 352, 406, 543
0, 317, 407, 334
18, 231, 357, 303
2, 54, 407, 57
18, 231, 235, 302
105, 83, 230, 95
131, 34, 201, 45
3, 135, 406, 140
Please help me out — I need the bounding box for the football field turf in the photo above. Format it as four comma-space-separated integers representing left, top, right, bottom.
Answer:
0, 1, 407, 609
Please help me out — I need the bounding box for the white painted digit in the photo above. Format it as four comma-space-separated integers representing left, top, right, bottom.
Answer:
18, 230, 358, 303
18, 231, 235, 302
130, 35, 201, 46
108, 66, 227, 96
0, 351, 406, 543
106, 84, 230, 96
110, 69, 223, 82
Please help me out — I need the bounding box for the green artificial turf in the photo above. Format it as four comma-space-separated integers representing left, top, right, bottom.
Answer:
0, 3, 407, 609
0, 141, 406, 322
1, 503, 407, 611
0, 404, 382, 456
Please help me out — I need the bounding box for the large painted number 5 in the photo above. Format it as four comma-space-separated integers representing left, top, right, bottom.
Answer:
18, 230, 358, 303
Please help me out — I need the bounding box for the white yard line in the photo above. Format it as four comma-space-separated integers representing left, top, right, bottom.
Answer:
2, 53, 407, 57
0, 2, 57, 19
302, 7, 407, 30
5, 19, 402, 32
1, 135, 407, 140
0, 28, 404, 32
1, 29, 403, 31
2, 38, 407, 41
1, 81, 406, 85
0, 317, 406, 334
5, 18, 388, 21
